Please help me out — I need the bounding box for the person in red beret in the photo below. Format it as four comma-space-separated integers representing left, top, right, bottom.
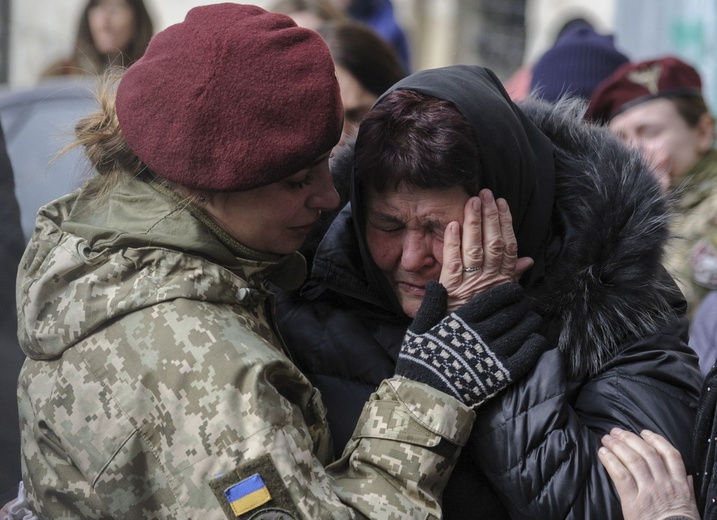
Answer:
588, 56, 717, 319
8, 4, 541, 519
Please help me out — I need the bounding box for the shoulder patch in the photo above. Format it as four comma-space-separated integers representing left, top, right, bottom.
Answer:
692, 237, 717, 289
225, 474, 271, 516
209, 454, 299, 519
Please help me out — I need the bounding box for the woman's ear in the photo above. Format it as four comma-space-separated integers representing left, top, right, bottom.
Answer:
696, 112, 716, 153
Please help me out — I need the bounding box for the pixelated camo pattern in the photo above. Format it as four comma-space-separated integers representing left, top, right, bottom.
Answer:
399, 313, 511, 408
17, 187, 475, 519
662, 151, 717, 315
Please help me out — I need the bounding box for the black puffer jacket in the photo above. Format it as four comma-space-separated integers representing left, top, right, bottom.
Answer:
276, 93, 702, 518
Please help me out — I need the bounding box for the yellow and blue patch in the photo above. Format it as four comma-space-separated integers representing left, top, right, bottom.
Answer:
224, 474, 272, 516
209, 455, 299, 519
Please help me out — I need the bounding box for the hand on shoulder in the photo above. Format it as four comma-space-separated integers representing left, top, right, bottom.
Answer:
598, 428, 699, 520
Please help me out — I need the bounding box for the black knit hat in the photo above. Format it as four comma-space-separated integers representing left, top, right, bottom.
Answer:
530, 23, 629, 103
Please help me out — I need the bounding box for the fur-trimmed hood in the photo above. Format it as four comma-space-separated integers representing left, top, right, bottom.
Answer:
309, 96, 679, 381
519, 98, 679, 378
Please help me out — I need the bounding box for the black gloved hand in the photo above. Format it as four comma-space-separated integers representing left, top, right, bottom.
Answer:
395, 280, 546, 408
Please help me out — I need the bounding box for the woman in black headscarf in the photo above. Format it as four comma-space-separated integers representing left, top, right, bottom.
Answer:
276, 65, 702, 518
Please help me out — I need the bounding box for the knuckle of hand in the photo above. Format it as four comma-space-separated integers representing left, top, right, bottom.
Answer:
488, 240, 505, 255
624, 452, 645, 466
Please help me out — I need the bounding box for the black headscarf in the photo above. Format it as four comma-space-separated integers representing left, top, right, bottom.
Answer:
350, 65, 557, 313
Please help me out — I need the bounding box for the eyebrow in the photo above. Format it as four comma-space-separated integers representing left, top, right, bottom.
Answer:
368, 208, 449, 229
369, 211, 402, 223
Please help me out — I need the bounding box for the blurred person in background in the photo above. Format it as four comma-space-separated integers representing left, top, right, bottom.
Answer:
0, 123, 26, 506
528, 19, 629, 104
317, 20, 406, 148
588, 57, 717, 319
334, 0, 411, 72
273, 0, 410, 72
41, 0, 153, 79
503, 16, 626, 102
297, 19, 407, 270
269, 0, 349, 31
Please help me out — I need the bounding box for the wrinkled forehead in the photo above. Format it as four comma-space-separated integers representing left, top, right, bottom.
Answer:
365, 184, 471, 223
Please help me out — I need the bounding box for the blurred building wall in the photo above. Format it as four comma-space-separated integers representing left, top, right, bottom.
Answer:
395, 0, 614, 81
613, 0, 717, 115
25, 0, 711, 104
8, 0, 272, 87
8, 0, 618, 89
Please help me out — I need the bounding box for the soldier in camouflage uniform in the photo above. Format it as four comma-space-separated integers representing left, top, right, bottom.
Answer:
13, 5, 545, 519
668, 156, 717, 316
588, 56, 717, 317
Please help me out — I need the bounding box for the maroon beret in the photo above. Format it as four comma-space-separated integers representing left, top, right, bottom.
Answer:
586, 56, 703, 123
116, 3, 342, 191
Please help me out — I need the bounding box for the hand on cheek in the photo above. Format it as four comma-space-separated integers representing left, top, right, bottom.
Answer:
441, 189, 533, 312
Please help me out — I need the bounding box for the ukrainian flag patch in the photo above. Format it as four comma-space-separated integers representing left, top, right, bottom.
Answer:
209, 454, 299, 519
225, 474, 272, 516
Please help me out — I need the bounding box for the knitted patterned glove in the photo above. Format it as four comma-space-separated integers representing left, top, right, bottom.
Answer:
395, 280, 546, 408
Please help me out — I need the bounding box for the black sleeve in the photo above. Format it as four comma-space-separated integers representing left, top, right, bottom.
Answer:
467, 324, 701, 520
0, 121, 27, 500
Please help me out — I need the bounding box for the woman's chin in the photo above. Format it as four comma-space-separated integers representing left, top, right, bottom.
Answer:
400, 298, 423, 319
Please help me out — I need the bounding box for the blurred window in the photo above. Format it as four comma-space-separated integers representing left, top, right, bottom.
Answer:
0, 79, 96, 241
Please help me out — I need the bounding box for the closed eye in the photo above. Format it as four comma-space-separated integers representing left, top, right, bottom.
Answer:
287, 178, 311, 190
367, 215, 404, 233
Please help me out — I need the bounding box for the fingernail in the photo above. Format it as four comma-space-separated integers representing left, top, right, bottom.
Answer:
472, 198, 480, 211
481, 190, 494, 203
611, 427, 624, 436
641, 429, 653, 436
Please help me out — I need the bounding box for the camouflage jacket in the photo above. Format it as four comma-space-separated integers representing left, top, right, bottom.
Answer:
16, 176, 474, 520
663, 149, 717, 315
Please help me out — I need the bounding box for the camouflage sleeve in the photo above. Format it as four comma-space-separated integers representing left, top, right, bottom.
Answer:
20, 300, 474, 520
327, 377, 476, 518
202, 373, 475, 520
665, 190, 717, 314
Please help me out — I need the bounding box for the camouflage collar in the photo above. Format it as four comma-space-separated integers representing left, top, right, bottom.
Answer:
675, 149, 717, 210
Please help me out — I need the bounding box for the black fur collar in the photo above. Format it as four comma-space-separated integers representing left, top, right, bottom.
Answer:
519, 98, 679, 378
